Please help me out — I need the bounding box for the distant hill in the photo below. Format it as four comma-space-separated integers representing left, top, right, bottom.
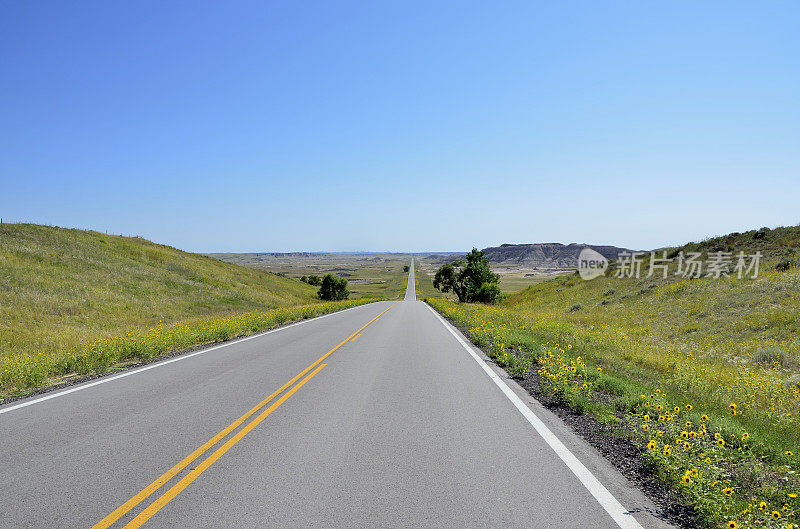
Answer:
206, 251, 324, 262
0, 224, 318, 359
482, 243, 632, 271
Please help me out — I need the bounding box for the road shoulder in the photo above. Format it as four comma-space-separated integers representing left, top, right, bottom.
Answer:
424, 301, 678, 529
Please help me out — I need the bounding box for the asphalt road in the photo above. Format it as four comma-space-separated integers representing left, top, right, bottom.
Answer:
0, 260, 673, 528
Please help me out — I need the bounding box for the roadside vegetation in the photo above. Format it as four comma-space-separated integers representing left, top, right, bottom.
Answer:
412, 263, 446, 299
300, 274, 322, 286
426, 225, 800, 529
433, 248, 501, 303
1, 299, 375, 399
0, 224, 376, 399
317, 273, 350, 300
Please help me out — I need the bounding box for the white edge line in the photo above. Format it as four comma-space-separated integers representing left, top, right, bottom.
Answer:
424, 303, 644, 529
0, 303, 376, 416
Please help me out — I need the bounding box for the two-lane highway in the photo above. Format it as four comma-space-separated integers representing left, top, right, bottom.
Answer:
1, 260, 672, 528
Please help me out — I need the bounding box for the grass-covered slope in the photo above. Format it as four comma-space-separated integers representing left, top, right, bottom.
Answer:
427, 225, 800, 529
0, 223, 319, 361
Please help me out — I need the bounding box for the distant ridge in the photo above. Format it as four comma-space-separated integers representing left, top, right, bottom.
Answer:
482, 242, 632, 271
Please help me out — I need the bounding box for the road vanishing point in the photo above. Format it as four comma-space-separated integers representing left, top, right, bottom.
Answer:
1, 260, 674, 528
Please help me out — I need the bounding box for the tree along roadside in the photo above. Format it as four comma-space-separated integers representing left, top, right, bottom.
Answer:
433, 248, 501, 303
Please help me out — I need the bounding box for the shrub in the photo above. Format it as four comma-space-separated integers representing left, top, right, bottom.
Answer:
306, 275, 322, 286
475, 281, 501, 303
775, 258, 794, 272
317, 273, 349, 301
569, 303, 582, 312
753, 227, 770, 240
752, 347, 793, 369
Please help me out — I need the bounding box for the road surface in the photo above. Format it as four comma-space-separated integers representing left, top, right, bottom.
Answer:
0, 260, 672, 528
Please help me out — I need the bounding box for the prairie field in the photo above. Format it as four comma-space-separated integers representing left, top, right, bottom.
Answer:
0, 224, 373, 398
208, 252, 412, 299
427, 226, 800, 528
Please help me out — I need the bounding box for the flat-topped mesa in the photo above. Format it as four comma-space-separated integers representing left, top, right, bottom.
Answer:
482, 243, 632, 270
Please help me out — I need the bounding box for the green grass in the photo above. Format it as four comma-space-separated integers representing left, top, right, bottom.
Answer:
0, 224, 324, 363
0, 223, 385, 398
426, 224, 800, 529
2, 298, 376, 398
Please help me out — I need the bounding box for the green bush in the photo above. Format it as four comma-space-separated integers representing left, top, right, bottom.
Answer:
317, 273, 350, 301
432, 248, 501, 303
752, 346, 795, 369
475, 281, 501, 303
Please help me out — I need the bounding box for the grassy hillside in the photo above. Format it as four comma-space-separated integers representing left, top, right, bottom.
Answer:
0, 224, 383, 398
0, 223, 320, 361
427, 225, 800, 529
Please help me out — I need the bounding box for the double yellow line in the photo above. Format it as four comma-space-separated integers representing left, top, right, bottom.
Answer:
93, 302, 397, 529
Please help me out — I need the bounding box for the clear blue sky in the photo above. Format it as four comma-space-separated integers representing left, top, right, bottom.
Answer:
1, 1, 798, 252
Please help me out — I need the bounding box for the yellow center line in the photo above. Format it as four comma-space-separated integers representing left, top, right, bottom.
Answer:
92, 368, 312, 529
123, 363, 327, 529
92, 301, 397, 528
350, 333, 361, 341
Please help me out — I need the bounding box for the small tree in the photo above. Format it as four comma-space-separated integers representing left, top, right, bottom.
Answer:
317, 273, 349, 300
403, 265, 410, 272
306, 275, 322, 286
300, 275, 308, 283
433, 248, 500, 303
